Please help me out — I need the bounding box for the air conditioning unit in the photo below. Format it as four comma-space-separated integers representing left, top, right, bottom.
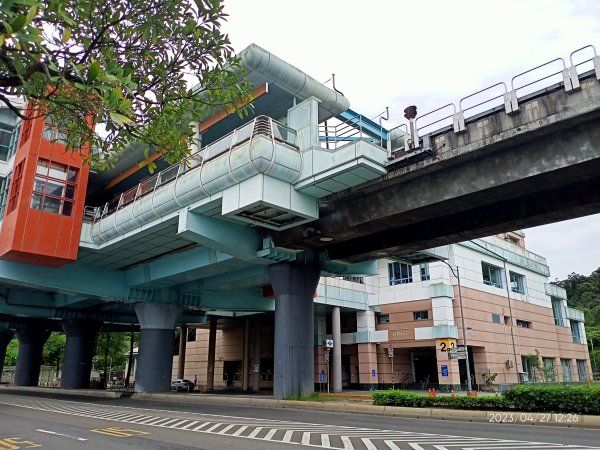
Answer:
506, 359, 514, 369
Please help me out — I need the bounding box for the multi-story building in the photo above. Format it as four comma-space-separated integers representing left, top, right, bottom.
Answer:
172, 231, 591, 390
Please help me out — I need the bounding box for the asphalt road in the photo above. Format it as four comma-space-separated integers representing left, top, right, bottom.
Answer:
1, 391, 599, 449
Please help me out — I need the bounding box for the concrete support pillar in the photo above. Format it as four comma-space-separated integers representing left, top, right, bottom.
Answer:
177, 326, 188, 380
61, 320, 102, 389
269, 262, 320, 399
242, 318, 250, 391
435, 341, 461, 388
14, 327, 51, 386
331, 306, 342, 393
206, 317, 217, 390
134, 303, 181, 392
0, 330, 15, 382
251, 318, 261, 392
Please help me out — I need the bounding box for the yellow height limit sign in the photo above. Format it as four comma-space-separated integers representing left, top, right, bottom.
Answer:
437, 338, 456, 353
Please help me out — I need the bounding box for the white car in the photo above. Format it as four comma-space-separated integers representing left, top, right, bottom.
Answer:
171, 379, 195, 391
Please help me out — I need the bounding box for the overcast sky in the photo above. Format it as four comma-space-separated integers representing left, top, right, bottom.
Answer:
222, 0, 600, 280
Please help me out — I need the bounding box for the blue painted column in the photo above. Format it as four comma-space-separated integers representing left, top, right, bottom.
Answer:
134, 303, 182, 392
61, 320, 102, 389
0, 330, 15, 382
15, 327, 51, 386
268, 262, 320, 399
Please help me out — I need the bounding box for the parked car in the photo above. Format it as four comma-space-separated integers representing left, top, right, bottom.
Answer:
171, 379, 195, 391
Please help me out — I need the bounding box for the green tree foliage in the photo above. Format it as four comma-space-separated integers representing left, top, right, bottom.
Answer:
3, 338, 18, 366
0, 0, 252, 171
555, 268, 600, 373
42, 332, 65, 367
94, 332, 137, 373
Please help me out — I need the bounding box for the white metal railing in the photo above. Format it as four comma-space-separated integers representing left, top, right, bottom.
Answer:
83, 116, 298, 223
389, 44, 600, 156
319, 110, 388, 150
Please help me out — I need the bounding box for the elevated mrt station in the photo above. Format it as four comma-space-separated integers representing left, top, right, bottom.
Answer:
1, 44, 599, 395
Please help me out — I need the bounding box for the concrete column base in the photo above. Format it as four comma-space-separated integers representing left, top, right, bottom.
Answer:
61, 320, 102, 389
15, 327, 51, 386
134, 303, 181, 393
269, 262, 320, 399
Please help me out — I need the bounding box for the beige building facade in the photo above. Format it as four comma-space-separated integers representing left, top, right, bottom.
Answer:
173, 232, 591, 391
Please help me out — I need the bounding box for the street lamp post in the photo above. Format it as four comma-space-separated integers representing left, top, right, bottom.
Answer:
441, 261, 472, 391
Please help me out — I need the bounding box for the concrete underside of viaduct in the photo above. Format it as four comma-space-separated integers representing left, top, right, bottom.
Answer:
274, 89, 600, 263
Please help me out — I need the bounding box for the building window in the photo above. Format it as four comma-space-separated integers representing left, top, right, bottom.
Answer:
30, 159, 78, 216
419, 263, 430, 281
376, 314, 390, 324
482, 262, 503, 288
551, 298, 567, 326
561, 359, 572, 382
492, 313, 502, 324
389, 262, 413, 285
542, 357, 555, 382
0, 122, 19, 162
6, 160, 23, 214
42, 117, 68, 144
570, 320, 584, 344
413, 311, 429, 320
343, 276, 364, 284
510, 271, 525, 294
187, 328, 196, 342
577, 360, 587, 381
516, 319, 531, 328
0, 174, 10, 220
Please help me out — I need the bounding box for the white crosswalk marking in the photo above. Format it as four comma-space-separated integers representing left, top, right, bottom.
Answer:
1, 395, 599, 450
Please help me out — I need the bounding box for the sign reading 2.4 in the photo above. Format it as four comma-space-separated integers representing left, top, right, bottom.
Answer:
438, 338, 456, 352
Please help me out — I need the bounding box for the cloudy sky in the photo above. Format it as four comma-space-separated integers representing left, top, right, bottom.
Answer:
221, 0, 600, 280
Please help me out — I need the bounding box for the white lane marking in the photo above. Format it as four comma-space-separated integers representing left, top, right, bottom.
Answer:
168, 419, 190, 428
264, 428, 278, 440
341, 435, 354, 449
385, 441, 402, 450
321, 434, 330, 448
181, 420, 199, 430
282, 430, 294, 443
247, 427, 263, 438
192, 422, 212, 431
217, 424, 235, 434
36, 429, 87, 441
302, 432, 311, 445
205, 423, 222, 432
232, 425, 248, 436
408, 443, 427, 450
362, 437, 378, 450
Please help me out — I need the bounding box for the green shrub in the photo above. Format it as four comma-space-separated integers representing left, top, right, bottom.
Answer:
372, 390, 508, 410
372, 390, 434, 407
503, 384, 600, 414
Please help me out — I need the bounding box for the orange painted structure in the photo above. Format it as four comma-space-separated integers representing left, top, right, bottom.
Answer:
0, 109, 90, 267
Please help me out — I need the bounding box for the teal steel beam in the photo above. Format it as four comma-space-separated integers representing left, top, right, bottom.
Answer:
125, 246, 235, 288
177, 210, 263, 262
200, 265, 269, 290
0, 260, 127, 299
180, 289, 274, 312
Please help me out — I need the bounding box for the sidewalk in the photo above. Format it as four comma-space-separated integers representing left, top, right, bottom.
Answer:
2, 385, 600, 428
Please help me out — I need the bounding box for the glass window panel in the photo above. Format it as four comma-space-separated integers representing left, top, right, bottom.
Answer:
33, 177, 46, 193
65, 184, 75, 199
48, 163, 67, 180
36, 160, 49, 175
30, 193, 43, 210
45, 180, 65, 197
67, 168, 78, 182
62, 201, 73, 216
43, 196, 61, 214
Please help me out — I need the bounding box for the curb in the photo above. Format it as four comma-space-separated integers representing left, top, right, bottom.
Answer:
2, 386, 599, 428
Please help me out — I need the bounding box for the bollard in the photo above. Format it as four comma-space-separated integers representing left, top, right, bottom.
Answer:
428, 388, 432, 397
468, 390, 472, 397
450, 390, 455, 397
474, 391, 478, 397
432, 388, 436, 397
